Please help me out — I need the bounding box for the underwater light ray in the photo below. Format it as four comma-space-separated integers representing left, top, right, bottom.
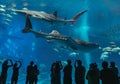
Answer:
77, 0, 91, 69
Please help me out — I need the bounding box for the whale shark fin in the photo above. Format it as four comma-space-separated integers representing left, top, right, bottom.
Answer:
22, 14, 32, 33
53, 11, 58, 17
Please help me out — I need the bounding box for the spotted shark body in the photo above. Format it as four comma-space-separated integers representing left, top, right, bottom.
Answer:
14, 9, 87, 24
22, 15, 99, 53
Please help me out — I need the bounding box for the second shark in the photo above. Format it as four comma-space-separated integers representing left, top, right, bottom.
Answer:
22, 15, 99, 53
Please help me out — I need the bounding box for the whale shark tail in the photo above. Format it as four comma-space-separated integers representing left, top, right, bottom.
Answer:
22, 14, 32, 33
72, 10, 88, 24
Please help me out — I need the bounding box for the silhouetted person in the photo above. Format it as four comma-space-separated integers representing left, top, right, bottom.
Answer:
50, 61, 63, 84
26, 61, 34, 84
55, 61, 63, 84
50, 62, 56, 84
118, 74, 120, 83
110, 62, 119, 84
11, 61, 22, 84
0, 59, 13, 84
63, 60, 72, 84
32, 65, 39, 84
74, 60, 85, 84
100, 61, 117, 84
86, 63, 100, 84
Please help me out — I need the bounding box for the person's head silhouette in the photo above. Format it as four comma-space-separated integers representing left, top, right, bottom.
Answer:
67, 60, 71, 65
30, 61, 34, 66
77, 60, 82, 66
14, 63, 17, 67
110, 62, 115, 68
34, 65, 38, 69
3, 60, 9, 65
102, 61, 108, 69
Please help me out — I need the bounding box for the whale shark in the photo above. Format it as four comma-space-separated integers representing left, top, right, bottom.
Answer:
13, 9, 87, 24
22, 15, 99, 53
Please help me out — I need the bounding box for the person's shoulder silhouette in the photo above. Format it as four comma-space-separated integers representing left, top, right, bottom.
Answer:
110, 61, 119, 84
50, 62, 56, 84
33, 64, 39, 84
63, 60, 72, 84
75, 60, 86, 84
26, 61, 34, 84
34, 65, 39, 75
11, 61, 22, 84
63, 60, 72, 72
110, 62, 118, 76
100, 61, 117, 84
27, 61, 34, 72
86, 63, 100, 84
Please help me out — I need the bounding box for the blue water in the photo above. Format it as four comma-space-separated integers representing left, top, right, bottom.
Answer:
0, 0, 120, 84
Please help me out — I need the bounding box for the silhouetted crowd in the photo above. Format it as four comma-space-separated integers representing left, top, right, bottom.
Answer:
0, 59, 39, 84
50, 60, 120, 84
0, 59, 119, 84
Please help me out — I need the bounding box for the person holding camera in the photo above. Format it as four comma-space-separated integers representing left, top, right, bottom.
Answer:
11, 61, 22, 84
0, 59, 13, 84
